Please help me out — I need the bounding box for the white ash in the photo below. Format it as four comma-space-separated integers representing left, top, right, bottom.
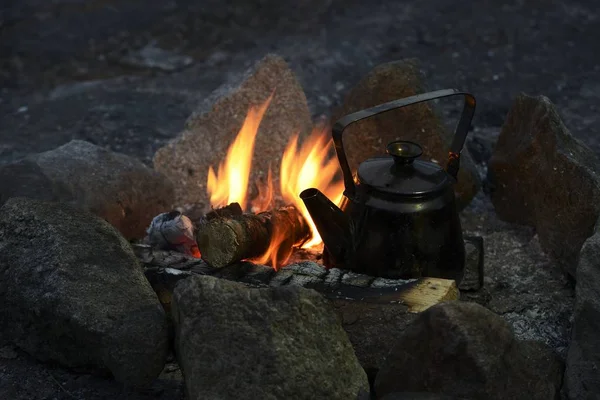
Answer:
146, 211, 199, 257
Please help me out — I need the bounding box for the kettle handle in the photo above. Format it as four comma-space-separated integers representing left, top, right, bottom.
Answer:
332, 89, 476, 197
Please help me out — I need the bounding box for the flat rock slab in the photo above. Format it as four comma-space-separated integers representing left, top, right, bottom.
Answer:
154, 54, 313, 209
565, 222, 600, 400
374, 301, 563, 400
331, 59, 481, 210
0, 197, 169, 388
0, 140, 174, 239
172, 275, 369, 400
488, 93, 600, 277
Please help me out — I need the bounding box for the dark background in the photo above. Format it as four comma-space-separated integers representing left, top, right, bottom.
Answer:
1, 0, 599, 166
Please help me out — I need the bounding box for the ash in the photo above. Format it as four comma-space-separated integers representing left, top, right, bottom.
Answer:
461, 192, 575, 358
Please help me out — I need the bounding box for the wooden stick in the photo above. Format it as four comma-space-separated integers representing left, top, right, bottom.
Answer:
311, 277, 459, 313
394, 278, 459, 312
196, 205, 311, 268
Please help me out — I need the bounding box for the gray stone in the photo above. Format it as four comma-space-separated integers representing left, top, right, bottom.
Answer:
0, 197, 169, 387
153, 54, 313, 208
281, 261, 328, 278
0, 140, 175, 240
332, 59, 481, 210
268, 268, 295, 287
324, 268, 345, 288
371, 277, 413, 289
460, 194, 575, 358
171, 275, 369, 400
342, 272, 375, 287
374, 301, 563, 400
488, 93, 600, 278
237, 263, 275, 285
287, 273, 324, 287
379, 394, 457, 400
565, 222, 600, 400
330, 297, 415, 372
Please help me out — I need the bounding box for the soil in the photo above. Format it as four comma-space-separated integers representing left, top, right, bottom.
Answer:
0, 0, 597, 399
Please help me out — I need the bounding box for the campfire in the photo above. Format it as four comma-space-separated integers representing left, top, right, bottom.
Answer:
201, 93, 344, 269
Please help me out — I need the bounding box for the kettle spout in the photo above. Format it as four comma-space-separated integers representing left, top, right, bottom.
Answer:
299, 188, 349, 267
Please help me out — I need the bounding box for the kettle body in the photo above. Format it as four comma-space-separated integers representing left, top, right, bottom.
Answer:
336, 180, 465, 281
300, 89, 476, 283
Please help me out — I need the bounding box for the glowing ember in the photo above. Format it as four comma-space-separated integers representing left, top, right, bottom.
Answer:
206, 93, 273, 210
206, 98, 344, 268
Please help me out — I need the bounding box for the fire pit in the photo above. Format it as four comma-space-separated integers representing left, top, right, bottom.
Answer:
1, 54, 591, 400
143, 88, 485, 303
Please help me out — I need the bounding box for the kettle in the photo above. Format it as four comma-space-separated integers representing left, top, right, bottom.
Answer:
299, 89, 476, 282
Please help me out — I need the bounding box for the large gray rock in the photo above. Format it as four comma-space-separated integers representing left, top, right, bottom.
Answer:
488, 94, 600, 278
379, 394, 457, 400
154, 54, 313, 209
565, 221, 600, 400
172, 275, 369, 400
0, 140, 174, 240
332, 59, 481, 210
0, 197, 169, 388
374, 301, 563, 400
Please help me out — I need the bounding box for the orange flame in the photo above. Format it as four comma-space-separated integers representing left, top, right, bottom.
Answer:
279, 125, 344, 247
206, 94, 273, 210
206, 99, 344, 268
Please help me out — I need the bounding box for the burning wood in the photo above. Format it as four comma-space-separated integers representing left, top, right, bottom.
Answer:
196, 204, 311, 269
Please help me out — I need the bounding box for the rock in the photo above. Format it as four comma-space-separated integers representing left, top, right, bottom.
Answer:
379, 394, 457, 400
332, 59, 481, 210
153, 54, 313, 208
374, 301, 563, 400
0, 197, 169, 388
0, 140, 174, 240
488, 94, 600, 278
171, 275, 369, 400
565, 222, 600, 400
330, 298, 416, 372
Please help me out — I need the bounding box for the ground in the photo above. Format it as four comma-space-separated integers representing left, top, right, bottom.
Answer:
0, 0, 598, 399
1, 0, 599, 166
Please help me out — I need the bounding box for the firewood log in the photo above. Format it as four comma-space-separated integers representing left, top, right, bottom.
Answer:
196, 205, 311, 268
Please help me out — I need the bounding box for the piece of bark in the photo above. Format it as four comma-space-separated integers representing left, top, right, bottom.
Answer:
202, 202, 243, 221
196, 205, 311, 268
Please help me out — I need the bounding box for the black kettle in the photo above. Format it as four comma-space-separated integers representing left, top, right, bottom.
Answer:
299, 89, 476, 282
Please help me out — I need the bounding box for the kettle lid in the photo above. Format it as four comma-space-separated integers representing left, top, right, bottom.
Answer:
357, 140, 451, 197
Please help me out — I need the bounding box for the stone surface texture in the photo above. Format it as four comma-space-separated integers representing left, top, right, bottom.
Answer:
374, 301, 563, 400
0, 140, 174, 240
565, 220, 600, 400
488, 94, 600, 277
0, 197, 170, 388
460, 193, 575, 359
331, 59, 481, 210
153, 54, 313, 209
171, 275, 369, 400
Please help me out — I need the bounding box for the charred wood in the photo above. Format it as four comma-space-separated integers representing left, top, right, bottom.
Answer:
195, 205, 311, 268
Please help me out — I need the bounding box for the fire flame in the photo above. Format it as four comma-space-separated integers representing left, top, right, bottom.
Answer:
206, 94, 273, 210
206, 97, 344, 268
279, 126, 344, 247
